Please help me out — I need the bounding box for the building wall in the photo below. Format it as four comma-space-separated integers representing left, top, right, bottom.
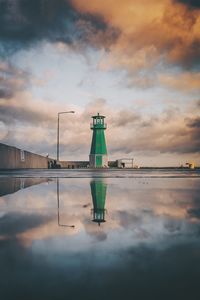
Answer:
0, 143, 49, 169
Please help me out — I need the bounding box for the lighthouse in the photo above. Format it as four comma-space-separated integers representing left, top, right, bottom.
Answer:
90, 180, 107, 226
89, 113, 108, 168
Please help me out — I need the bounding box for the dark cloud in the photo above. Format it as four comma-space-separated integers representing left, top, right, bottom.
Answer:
112, 110, 141, 127
82, 217, 108, 242
175, 0, 200, 8
118, 211, 142, 229
164, 220, 182, 233
188, 208, 200, 219
0, 0, 76, 55
187, 196, 200, 219
187, 116, 200, 128
0, 88, 13, 99
0, 212, 52, 236
87, 229, 107, 242
0, 62, 29, 99
184, 116, 200, 153
0, 103, 52, 124
0, 0, 119, 57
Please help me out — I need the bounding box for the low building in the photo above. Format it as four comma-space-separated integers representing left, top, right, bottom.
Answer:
116, 158, 134, 168
59, 161, 89, 169
0, 143, 49, 169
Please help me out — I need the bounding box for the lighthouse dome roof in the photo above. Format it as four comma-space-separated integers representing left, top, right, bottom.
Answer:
92, 113, 105, 118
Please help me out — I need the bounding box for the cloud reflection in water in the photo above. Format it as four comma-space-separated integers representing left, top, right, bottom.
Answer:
0, 176, 200, 299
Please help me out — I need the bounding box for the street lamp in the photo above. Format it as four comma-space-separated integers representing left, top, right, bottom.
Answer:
57, 111, 75, 162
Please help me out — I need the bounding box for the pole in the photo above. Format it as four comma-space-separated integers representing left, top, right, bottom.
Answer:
57, 178, 75, 228
57, 113, 60, 162
57, 178, 60, 225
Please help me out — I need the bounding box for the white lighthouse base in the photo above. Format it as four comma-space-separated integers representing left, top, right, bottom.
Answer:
89, 154, 108, 168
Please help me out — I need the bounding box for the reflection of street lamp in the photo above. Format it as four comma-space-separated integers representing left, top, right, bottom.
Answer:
57, 179, 75, 228
57, 111, 75, 162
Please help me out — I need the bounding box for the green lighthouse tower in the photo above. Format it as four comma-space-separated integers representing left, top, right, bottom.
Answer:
89, 113, 108, 168
90, 180, 107, 226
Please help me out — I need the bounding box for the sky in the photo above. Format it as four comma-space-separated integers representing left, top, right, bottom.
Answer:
0, 0, 200, 166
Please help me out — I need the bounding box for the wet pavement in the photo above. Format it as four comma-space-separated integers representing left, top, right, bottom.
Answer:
0, 170, 200, 300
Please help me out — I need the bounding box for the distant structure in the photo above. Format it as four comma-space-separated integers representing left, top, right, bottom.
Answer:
90, 180, 107, 226
117, 158, 134, 168
186, 162, 195, 169
89, 113, 108, 168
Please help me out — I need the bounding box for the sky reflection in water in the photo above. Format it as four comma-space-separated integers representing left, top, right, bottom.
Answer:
0, 175, 200, 300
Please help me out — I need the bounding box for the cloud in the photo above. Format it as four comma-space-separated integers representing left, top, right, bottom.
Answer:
0, 0, 76, 55
175, 0, 200, 8
0, 62, 72, 126
187, 195, 200, 220
107, 106, 200, 155
126, 70, 200, 91
0, 121, 7, 139
1, 0, 199, 94
0, 61, 29, 99
0, 66, 78, 153
74, 0, 200, 73
0, 99, 50, 124
1, 95, 200, 160
187, 208, 200, 219
158, 72, 200, 92
0, 88, 13, 99
1, 0, 199, 74
187, 116, 200, 128
112, 110, 141, 127
0, 212, 52, 237
0, 0, 119, 57
118, 211, 143, 229
82, 218, 108, 241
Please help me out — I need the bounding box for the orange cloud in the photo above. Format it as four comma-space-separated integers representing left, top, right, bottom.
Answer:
73, 0, 200, 71
158, 72, 200, 91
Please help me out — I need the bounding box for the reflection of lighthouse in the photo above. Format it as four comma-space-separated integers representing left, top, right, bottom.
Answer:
90, 180, 107, 226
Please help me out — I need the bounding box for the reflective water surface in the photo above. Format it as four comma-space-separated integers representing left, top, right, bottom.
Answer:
0, 171, 200, 300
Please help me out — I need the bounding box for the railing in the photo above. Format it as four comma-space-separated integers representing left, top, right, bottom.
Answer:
90, 123, 107, 129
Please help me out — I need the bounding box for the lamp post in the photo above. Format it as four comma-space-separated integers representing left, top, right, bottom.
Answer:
57, 111, 75, 162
